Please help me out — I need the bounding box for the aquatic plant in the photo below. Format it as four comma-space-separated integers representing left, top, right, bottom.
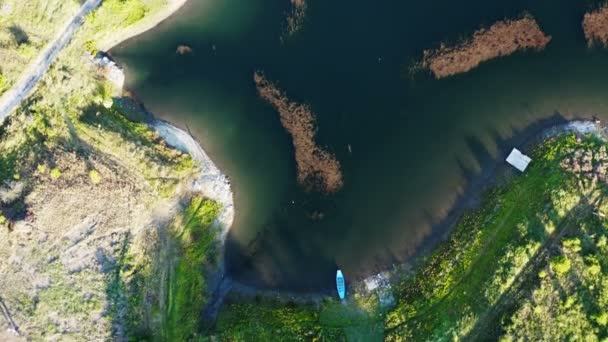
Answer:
254, 71, 343, 193
284, 0, 307, 38
583, 4, 608, 47
421, 15, 551, 78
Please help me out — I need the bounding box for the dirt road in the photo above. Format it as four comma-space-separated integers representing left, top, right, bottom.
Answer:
0, 0, 101, 123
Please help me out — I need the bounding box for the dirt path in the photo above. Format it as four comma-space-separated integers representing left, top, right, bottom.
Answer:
465, 192, 600, 340
0, 0, 101, 124
97, 0, 188, 51
0, 296, 19, 336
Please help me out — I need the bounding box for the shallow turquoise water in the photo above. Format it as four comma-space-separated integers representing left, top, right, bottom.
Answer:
111, 0, 608, 290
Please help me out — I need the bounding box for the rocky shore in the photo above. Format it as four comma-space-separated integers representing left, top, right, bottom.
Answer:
153, 120, 234, 237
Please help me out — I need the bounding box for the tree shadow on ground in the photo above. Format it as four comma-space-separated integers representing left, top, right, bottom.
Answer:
8, 25, 28, 46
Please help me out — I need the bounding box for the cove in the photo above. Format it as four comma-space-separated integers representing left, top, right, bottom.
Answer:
110, 0, 608, 291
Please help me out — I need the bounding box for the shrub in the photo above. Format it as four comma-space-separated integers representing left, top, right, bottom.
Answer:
50, 168, 62, 179
550, 256, 571, 276
89, 169, 102, 184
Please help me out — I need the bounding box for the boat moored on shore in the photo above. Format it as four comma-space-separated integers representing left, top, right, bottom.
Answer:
336, 270, 346, 300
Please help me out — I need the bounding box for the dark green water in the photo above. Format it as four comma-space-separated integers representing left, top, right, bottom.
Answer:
111, 0, 608, 291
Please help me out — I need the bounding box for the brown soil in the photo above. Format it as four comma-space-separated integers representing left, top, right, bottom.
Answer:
0, 147, 149, 339
421, 15, 551, 78
254, 71, 343, 193
583, 5, 608, 47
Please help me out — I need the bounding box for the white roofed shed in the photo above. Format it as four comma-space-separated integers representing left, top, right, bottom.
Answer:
506, 148, 532, 172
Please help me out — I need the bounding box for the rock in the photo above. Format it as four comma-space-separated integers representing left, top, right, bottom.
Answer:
0, 181, 24, 204
34, 276, 51, 289
176, 44, 192, 55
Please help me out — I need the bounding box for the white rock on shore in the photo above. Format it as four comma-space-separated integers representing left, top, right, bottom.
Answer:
153, 121, 234, 238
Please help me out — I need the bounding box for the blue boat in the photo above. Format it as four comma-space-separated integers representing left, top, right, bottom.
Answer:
336, 270, 346, 299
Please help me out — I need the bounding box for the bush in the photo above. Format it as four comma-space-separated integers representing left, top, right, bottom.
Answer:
550, 256, 571, 276
89, 169, 102, 184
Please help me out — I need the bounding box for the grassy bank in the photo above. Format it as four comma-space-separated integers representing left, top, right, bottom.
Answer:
0, 0, 209, 339
215, 291, 383, 341
213, 132, 608, 341
165, 197, 221, 340
106, 196, 221, 340
384, 134, 598, 340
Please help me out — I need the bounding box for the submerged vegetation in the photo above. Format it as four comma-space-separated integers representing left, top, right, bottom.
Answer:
421, 15, 551, 78
254, 71, 343, 193
583, 4, 608, 47
283, 0, 308, 40
215, 291, 384, 340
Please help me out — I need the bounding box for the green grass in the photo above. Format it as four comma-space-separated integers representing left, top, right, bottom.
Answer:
102, 198, 221, 340
0, 0, 80, 94
73, 101, 195, 197
384, 135, 584, 340
215, 134, 608, 341
165, 197, 221, 341
0, 73, 9, 95
215, 292, 383, 341
83, 0, 167, 51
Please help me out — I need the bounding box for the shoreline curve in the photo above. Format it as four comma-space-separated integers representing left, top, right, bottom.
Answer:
153, 120, 235, 238
97, 0, 189, 51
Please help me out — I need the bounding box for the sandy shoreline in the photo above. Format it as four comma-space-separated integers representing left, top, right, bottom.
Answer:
97, 0, 189, 51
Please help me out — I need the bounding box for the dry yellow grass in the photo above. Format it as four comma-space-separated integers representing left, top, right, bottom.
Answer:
0, 0, 79, 94
254, 71, 343, 193
422, 15, 551, 78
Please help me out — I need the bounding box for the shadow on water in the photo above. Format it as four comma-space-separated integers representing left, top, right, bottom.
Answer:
225, 112, 577, 294
383, 113, 571, 279
225, 213, 338, 293
109, 0, 608, 292
385, 169, 596, 338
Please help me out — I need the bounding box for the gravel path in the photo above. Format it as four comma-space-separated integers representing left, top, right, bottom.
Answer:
0, 0, 102, 124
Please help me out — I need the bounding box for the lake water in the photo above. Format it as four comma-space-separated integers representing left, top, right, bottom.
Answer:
111, 0, 608, 291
